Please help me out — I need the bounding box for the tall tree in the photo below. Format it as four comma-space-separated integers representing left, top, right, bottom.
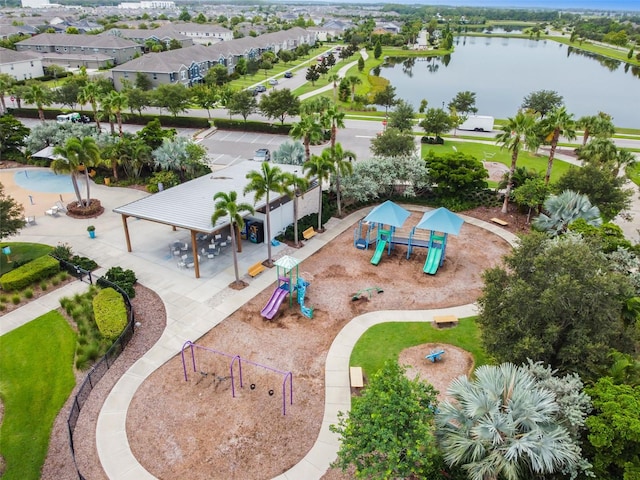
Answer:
521, 89, 563, 117
244, 162, 285, 266
540, 106, 576, 184
289, 114, 323, 163
0, 115, 29, 161
437, 363, 591, 480
258, 88, 300, 124
303, 150, 335, 231
107, 90, 128, 138
387, 99, 415, 132
370, 127, 416, 158
153, 83, 191, 117
0, 182, 25, 239
331, 361, 441, 479
495, 110, 539, 213
227, 89, 257, 122
191, 84, 218, 118
477, 231, 637, 380
372, 84, 397, 115
281, 171, 310, 247
329, 143, 354, 218
78, 82, 102, 131
448, 90, 478, 116
347, 75, 362, 102
419, 107, 452, 138
211, 191, 255, 286
327, 73, 340, 103
577, 112, 615, 145
0, 73, 15, 115
323, 105, 345, 150
23, 83, 52, 123
52, 136, 101, 207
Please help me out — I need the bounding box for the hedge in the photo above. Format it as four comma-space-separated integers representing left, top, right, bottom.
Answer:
213, 118, 291, 135
0, 255, 60, 291
7, 108, 210, 129
93, 287, 127, 341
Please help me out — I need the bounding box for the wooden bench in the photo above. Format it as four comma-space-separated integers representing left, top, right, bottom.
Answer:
302, 226, 317, 240
349, 366, 364, 388
248, 262, 266, 277
433, 315, 458, 326
490, 217, 508, 226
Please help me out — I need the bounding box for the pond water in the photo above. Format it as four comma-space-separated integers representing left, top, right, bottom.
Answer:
378, 37, 640, 127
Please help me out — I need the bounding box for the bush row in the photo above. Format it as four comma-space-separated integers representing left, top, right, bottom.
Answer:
0, 255, 60, 291
93, 287, 128, 342
213, 118, 291, 135
97, 266, 137, 299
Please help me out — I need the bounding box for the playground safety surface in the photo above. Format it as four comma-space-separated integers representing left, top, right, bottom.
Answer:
122, 210, 511, 480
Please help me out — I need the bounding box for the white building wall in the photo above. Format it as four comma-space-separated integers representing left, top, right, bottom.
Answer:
0, 59, 44, 81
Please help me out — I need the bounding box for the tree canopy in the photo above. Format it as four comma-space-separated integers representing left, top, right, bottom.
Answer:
424, 151, 488, 197
521, 89, 564, 117
370, 127, 416, 158
259, 88, 300, 124
477, 232, 637, 380
0, 182, 25, 239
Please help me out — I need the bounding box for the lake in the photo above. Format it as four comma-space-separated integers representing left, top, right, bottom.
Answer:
378, 36, 640, 128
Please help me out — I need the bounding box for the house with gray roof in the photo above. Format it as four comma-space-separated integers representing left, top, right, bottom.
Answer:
15, 33, 143, 65
102, 27, 194, 49
0, 47, 44, 80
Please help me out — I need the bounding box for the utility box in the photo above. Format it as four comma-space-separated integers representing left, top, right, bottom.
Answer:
248, 221, 264, 244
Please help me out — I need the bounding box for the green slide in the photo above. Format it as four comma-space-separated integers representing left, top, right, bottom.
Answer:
423, 248, 443, 274
370, 240, 387, 265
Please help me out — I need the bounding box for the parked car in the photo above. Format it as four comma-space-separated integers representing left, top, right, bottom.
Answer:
254, 148, 271, 162
284, 71, 293, 78
255, 85, 267, 93
57, 112, 90, 124
268, 79, 278, 85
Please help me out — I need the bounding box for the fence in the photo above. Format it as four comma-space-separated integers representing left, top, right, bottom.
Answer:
59, 267, 135, 480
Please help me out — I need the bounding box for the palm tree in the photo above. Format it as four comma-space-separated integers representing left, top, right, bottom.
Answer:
323, 105, 346, 151
79, 82, 102, 132
495, 110, 539, 213
304, 150, 335, 232
330, 143, 355, 218
436, 363, 584, 480
244, 162, 285, 267
23, 83, 52, 122
327, 73, 340, 103
107, 90, 128, 137
52, 136, 101, 208
0, 73, 15, 115
613, 148, 637, 177
540, 106, 576, 184
289, 113, 323, 163
577, 112, 615, 145
272, 140, 305, 165
211, 191, 255, 286
532, 190, 602, 236
578, 138, 618, 169
347, 76, 362, 103
100, 94, 116, 135
281, 171, 310, 247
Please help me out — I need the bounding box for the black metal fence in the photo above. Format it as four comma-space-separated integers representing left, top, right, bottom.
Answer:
61, 270, 135, 480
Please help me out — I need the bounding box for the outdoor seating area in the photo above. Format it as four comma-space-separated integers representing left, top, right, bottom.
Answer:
45, 206, 60, 217
168, 232, 235, 270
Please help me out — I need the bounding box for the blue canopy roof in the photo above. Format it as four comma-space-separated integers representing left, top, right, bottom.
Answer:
364, 200, 411, 228
415, 207, 464, 235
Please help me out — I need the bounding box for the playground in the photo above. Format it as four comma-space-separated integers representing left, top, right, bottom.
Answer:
125, 210, 511, 480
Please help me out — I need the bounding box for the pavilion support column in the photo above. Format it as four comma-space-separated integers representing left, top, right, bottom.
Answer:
190, 230, 200, 278
121, 214, 132, 252
172, 225, 177, 231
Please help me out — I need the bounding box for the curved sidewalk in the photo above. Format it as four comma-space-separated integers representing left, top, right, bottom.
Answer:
96, 208, 518, 480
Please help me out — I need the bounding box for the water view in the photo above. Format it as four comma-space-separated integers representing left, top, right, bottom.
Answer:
379, 36, 640, 127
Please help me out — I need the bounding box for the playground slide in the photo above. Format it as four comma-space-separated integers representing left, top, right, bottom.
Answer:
261, 287, 289, 320
370, 240, 387, 265
423, 248, 443, 275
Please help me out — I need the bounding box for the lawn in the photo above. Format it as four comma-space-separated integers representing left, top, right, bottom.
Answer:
350, 317, 489, 377
0, 311, 76, 480
627, 162, 640, 187
0, 242, 53, 275
421, 141, 574, 183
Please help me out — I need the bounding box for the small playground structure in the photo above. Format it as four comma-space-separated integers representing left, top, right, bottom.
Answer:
260, 255, 313, 320
425, 349, 445, 362
358, 201, 465, 275
353, 220, 378, 249
180, 340, 293, 415
352, 286, 384, 301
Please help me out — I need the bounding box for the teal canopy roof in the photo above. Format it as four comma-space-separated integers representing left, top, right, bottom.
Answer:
363, 200, 411, 228
415, 207, 464, 235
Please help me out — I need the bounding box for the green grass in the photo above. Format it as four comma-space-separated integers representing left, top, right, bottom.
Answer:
551, 36, 640, 67
626, 162, 640, 187
350, 317, 489, 378
421, 141, 573, 183
0, 311, 76, 480
0, 243, 53, 275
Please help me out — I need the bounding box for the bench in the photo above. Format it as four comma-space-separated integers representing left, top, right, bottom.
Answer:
248, 261, 266, 277
425, 350, 445, 363
491, 217, 508, 226
349, 366, 364, 388
302, 226, 317, 240
433, 315, 458, 326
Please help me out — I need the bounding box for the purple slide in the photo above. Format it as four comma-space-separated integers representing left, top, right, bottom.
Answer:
261, 288, 289, 319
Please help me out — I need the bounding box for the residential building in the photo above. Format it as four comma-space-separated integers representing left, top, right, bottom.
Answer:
15, 33, 143, 66
0, 47, 44, 80
168, 23, 233, 44
102, 27, 194, 50
118, 1, 176, 8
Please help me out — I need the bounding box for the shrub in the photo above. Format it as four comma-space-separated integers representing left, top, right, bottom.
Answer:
98, 266, 137, 299
0, 304, 5, 311
24, 288, 33, 299
51, 243, 73, 261
51, 277, 59, 286
0, 295, 6, 303
59, 271, 69, 281
11, 294, 20, 304
147, 171, 180, 193
40, 281, 48, 291
212, 118, 292, 135
0, 255, 60, 291
93, 287, 128, 341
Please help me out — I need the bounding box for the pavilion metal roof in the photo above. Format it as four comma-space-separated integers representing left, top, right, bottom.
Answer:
113, 161, 305, 233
